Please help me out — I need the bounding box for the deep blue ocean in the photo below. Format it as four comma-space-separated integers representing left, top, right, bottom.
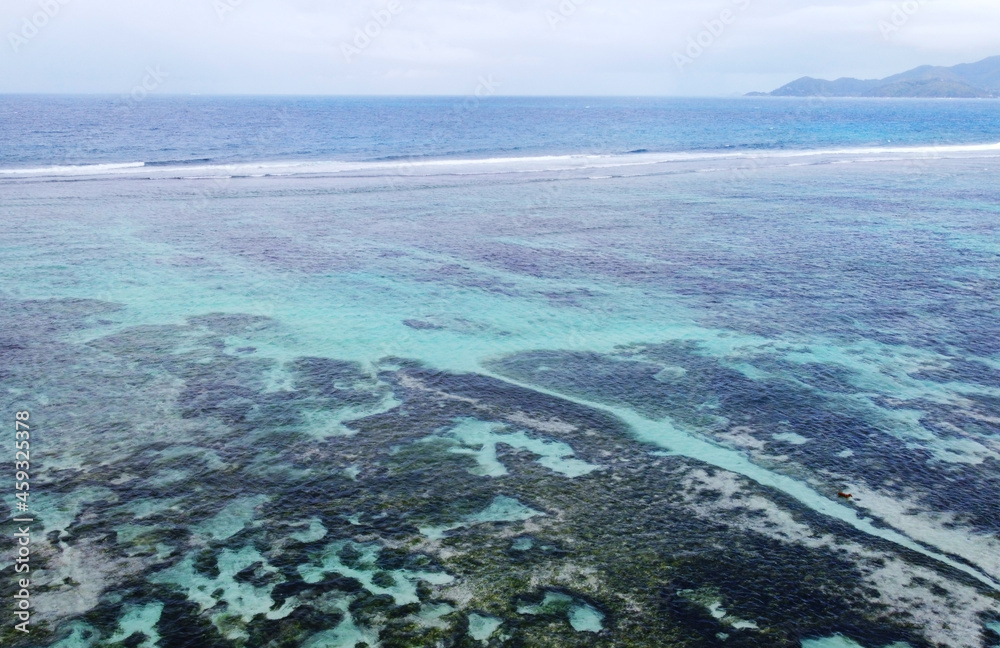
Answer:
2, 96, 1000, 169
1, 96, 999, 648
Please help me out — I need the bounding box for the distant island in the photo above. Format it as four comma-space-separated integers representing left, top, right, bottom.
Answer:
748, 55, 1000, 98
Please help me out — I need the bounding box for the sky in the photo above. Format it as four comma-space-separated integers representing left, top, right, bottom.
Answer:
1, 0, 998, 96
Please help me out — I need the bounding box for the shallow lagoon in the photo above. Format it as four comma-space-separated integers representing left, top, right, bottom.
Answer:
2, 145, 1000, 647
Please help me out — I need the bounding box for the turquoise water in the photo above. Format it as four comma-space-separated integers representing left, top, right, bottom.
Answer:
2, 98, 1000, 647
801, 636, 911, 648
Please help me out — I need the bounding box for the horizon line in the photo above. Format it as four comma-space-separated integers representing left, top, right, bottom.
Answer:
3, 92, 1000, 100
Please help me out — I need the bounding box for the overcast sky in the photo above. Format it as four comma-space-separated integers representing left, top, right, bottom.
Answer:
1, 0, 997, 95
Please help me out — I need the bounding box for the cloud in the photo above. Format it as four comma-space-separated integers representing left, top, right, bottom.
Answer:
0, 0, 997, 95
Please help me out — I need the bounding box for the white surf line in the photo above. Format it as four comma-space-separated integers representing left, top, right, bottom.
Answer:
4, 141, 997, 180
481, 370, 1000, 594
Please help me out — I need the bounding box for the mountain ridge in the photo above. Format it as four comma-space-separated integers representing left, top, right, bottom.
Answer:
749, 56, 1000, 98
